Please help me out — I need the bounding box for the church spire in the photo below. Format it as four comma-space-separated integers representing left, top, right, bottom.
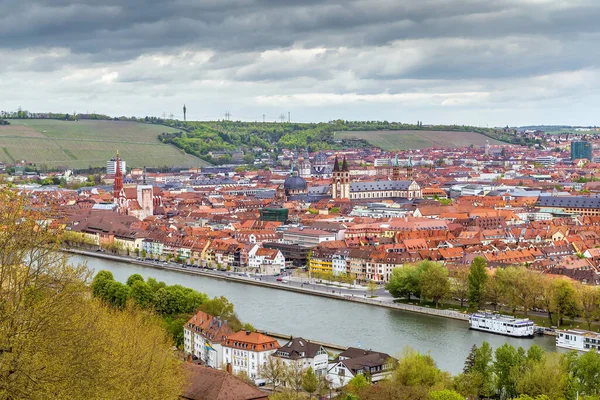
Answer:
333, 155, 340, 172
113, 151, 123, 203
341, 156, 349, 172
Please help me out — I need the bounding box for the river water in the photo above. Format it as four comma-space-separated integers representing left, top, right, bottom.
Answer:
70, 254, 557, 374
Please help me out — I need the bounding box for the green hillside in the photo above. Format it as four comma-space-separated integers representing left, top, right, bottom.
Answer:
0, 120, 208, 169
335, 130, 505, 150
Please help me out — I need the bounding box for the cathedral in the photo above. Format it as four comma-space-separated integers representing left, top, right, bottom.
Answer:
331, 155, 422, 201
112, 152, 161, 220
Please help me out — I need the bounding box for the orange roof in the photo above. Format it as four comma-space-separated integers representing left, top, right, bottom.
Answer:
223, 331, 280, 351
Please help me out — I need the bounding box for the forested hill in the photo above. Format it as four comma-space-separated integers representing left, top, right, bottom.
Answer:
156, 120, 523, 165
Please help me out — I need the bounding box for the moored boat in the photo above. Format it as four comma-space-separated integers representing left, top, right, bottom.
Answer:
469, 312, 534, 338
556, 329, 600, 352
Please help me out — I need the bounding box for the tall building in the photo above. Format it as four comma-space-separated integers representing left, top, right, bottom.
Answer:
106, 157, 126, 175
113, 151, 123, 202
331, 155, 350, 199
571, 140, 592, 161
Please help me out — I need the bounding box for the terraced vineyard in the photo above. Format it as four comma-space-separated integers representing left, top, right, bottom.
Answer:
335, 130, 504, 150
0, 120, 208, 169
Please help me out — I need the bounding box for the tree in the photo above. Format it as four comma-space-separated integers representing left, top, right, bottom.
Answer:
468, 257, 488, 309
428, 389, 464, 400
130, 280, 153, 308
301, 367, 319, 399
0, 189, 184, 399
515, 353, 569, 399
126, 273, 145, 286
573, 350, 600, 396
449, 267, 469, 308
418, 261, 450, 308
392, 347, 451, 390
367, 280, 379, 297
258, 357, 288, 391
386, 265, 421, 300
92, 269, 115, 298
463, 345, 478, 374
484, 275, 503, 311
550, 278, 580, 326
347, 373, 370, 394
285, 360, 305, 396
576, 284, 599, 330
493, 343, 523, 399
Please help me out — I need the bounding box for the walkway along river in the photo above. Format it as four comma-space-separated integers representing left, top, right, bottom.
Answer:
68, 253, 558, 374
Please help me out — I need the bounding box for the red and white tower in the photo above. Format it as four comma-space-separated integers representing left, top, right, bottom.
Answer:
113, 151, 123, 204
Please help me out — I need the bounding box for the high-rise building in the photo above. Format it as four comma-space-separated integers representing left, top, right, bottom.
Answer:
571, 140, 592, 161
106, 158, 126, 175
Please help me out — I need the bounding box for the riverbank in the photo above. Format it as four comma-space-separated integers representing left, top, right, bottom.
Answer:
64, 248, 470, 322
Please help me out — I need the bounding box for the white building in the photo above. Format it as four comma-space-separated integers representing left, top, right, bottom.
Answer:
183, 311, 233, 369
222, 331, 280, 380
556, 329, 600, 352
327, 348, 396, 388
282, 228, 337, 247
248, 247, 286, 274
106, 158, 126, 175
271, 337, 329, 376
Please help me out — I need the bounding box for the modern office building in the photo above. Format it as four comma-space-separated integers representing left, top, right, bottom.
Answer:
571, 141, 592, 161
106, 158, 127, 175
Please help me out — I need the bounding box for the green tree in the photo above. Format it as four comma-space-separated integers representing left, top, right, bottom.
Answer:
428, 389, 464, 400
494, 343, 523, 399
550, 279, 580, 326
130, 280, 153, 308
347, 373, 370, 394
386, 265, 421, 300
126, 273, 145, 286
301, 367, 319, 399
515, 353, 569, 399
418, 261, 450, 308
573, 350, 600, 395
576, 283, 599, 330
367, 280, 379, 297
449, 268, 469, 308
468, 257, 488, 309
392, 347, 451, 390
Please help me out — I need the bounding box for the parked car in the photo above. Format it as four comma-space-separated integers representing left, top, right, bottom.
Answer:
276, 277, 283, 282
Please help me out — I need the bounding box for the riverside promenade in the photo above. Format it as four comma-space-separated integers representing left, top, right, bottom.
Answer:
64, 248, 470, 322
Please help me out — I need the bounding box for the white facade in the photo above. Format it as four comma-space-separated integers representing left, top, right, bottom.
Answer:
282, 229, 337, 247
106, 159, 126, 175
469, 313, 534, 337
223, 345, 277, 379
556, 329, 600, 352
332, 254, 347, 276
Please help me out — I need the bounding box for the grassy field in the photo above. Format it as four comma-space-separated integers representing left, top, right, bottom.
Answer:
0, 120, 208, 169
335, 130, 504, 150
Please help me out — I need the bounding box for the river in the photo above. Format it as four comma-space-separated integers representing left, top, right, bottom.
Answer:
70, 254, 558, 374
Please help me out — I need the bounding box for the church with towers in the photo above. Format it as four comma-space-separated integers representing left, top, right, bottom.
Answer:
331, 154, 421, 201
112, 151, 162, 220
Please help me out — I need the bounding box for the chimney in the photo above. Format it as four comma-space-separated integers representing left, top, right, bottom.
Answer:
246, 330, 251, 336
226, 363, 233, 374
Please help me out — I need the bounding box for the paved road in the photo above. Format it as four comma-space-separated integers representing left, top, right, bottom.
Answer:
70, 249, 393, 300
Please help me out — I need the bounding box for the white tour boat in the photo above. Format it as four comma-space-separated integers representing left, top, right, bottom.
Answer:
469, 312, 534, 337
556, 329, 600, 352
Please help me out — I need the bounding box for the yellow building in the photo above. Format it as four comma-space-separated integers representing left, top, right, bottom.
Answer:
309, 258, 333, 275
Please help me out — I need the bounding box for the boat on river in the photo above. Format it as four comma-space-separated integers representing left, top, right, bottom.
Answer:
556, 329, 600, 352
469, 312, 534, 338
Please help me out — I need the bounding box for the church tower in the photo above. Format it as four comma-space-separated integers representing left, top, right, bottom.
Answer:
299, 149, 311, 178
331, 155, 350, 200
392, 153, 401, 180
113, 150, 123, 204
406, 155, 413, 181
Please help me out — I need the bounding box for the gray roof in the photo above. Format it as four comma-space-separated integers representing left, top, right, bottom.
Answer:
350, 180, 415, 192
536, 196, 600, 209
273, 337, 325, 360
284, 175, 307, 191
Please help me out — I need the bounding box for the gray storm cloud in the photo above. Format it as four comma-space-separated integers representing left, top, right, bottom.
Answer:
1, 0, 598, 125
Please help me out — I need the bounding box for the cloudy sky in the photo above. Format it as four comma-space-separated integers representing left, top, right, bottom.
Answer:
1, 0, 598, 126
